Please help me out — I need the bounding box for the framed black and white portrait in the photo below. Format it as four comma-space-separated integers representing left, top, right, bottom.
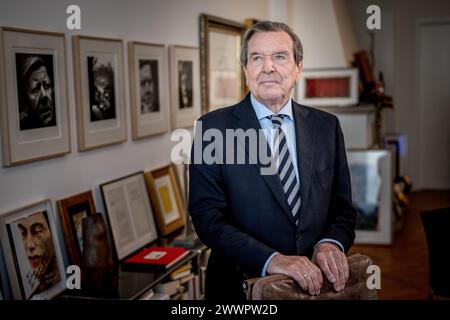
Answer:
0, 200, 66, 300
129, 42, 169, 139
0, 27, 70, 166
169, 45, 201, 129
73, 35, 127, 150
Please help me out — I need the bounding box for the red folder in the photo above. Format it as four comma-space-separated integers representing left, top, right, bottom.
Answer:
122, 247, 189, 273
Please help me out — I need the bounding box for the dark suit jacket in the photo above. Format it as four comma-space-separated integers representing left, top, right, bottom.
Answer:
188, 94, 356, 300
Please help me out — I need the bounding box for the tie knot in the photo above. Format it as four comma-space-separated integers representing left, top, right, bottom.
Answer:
270, 114, 285, 129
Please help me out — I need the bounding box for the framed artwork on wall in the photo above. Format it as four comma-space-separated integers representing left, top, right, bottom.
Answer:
0, 200, 67, 300
57, 190, 96, 267
73, 35, 127, 150
100, 171, 158, 260
0, 27, 70, 166
347, 149, 392, 245
128, 41, 170, 139
144, 164, 185, 236
199, 14, 245, 112
296, 68, 359, 107
169, 45, 201, 129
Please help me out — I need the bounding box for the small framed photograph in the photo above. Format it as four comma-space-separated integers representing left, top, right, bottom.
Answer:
296, 68, 359, 107
56, 191, 96, 267
200, 14, 245, 112
347, 149, 392, 245
0, 200, 66, 300
169, 45, 201, 129
100, 172, 158, 260
144, 164, 185, 236
73, 35, 127, 150
128, 42, 170, 139
0, 27, 70, 166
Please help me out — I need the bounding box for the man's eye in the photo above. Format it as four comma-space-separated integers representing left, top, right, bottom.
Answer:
274, 54, 287, 60
252, 56, 262, 61
32, 87, 40, 94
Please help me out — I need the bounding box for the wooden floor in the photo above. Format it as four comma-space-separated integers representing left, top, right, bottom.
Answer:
349, 190, 450, 299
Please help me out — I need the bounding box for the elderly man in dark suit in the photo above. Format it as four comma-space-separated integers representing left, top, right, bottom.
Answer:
189, 20, 356, 300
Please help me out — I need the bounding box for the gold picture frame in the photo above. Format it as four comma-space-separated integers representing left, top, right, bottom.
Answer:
128, 41, 170, 139
144, 164, 185, 236
73, 35, 127, 151
0, 27, 71, 166
199, 14, 245, 113
57, 190, 96, 267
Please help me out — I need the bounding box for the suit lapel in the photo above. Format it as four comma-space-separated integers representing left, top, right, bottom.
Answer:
231, 95, 294, 223
292, 101, 315, 219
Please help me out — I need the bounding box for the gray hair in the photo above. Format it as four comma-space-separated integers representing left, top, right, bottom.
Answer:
240, 20, 303, 66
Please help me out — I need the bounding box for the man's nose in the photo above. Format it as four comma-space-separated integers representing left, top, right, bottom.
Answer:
24, 236, 36, 251
261, 56, 275, 73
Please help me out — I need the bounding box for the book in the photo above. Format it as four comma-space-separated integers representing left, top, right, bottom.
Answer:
121, 246, 189, 273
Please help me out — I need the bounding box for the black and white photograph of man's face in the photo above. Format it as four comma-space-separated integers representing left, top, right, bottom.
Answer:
139, 59, 160, 114
178, 60, 193, 109
15, 53, 57, 131
87, 56, 116, 122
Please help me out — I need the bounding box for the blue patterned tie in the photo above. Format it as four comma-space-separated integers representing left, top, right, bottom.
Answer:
270, 114, 301, 223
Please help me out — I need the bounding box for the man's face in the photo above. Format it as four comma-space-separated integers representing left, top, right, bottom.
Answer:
18, 212, 55, 271
140, 64, 155, 107
26, 66, 54, 125
93, 74, 112, 115
243, 31, 302, 106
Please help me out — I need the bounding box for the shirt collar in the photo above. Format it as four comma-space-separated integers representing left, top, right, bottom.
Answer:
250, 94, 293, 121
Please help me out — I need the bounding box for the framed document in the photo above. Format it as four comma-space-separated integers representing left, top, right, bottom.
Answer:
0, 27, 70, 166
0, 200, 66, 300
57, 190, 96, 267
73, 35, 127, 150
347, 149, 392, 245
128, 41, 170, 139
144, 164, 185, 236
100, 172, 158, 260
200, 14, 245, 112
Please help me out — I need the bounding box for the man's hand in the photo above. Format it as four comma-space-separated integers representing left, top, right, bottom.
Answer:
267, 253, 322, 295
312, 242, 349, 292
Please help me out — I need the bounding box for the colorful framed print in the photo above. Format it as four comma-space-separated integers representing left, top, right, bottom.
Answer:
73, 35, 127, 150
128, 41, 170, 139
57, 190, 96, 267
0, 200, 66, 300
169, 45, 201, 129
200, 14, 245, 112
100, 172, 158, 260
297, 68, 359, 107
144, 164, 185, 236
0, 27, 70, 166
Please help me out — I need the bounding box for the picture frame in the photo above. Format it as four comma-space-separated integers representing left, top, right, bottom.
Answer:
0, 199, 66, 300
347, 149, 392, 245
73, 35, 127, 151
144, 164, 185, 236
56, 190, 96, 267
169, 45, 201, 129
0, 27, 70, 166
296, 68, 359, 107
199, 14, 245, 112
100, 171, 158, 260
128, 41, 170, 139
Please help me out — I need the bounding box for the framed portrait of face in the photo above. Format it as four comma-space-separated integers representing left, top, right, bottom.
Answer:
57, 191, 96, 267
0, 200, 66, 300
0, 27, 71, 166
100, 171, 158, 260
73, 35, 127, 151
347, 149, 392, 245
199, 14, 245, 112
169, 45, 201, 129
128, 42, 170, 139
144, 164, 185, 236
